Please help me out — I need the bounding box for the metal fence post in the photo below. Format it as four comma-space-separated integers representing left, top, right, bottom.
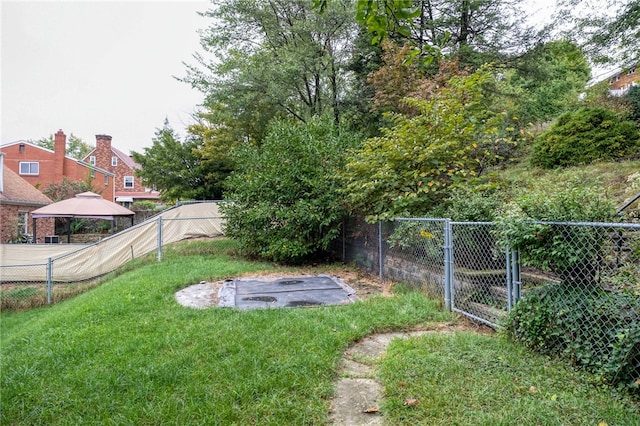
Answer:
46, 257, 53, 304
157, 216, 163, 261
378, 221, 383, 280
342, 218, 346, 263
506, 246, 513, 311
511, 249, 521, 303
443, 219, 453, 311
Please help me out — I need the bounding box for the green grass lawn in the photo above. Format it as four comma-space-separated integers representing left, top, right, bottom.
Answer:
2, 239, 638, 425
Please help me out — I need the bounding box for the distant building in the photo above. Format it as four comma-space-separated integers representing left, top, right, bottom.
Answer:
604, 62, 639, 96
83, 135, 160, 207
0, 130, 115, 201
0, 153, 54, 243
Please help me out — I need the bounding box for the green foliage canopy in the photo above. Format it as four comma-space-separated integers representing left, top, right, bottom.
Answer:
131, 121, 219, 202
352, 0, 544, 70
184, 0, 358, 142
558, 0, 640, 63
221, 117, 358, 263
41, 176, 97, 202
496, 40, 591, 125
341, 66, 517, 221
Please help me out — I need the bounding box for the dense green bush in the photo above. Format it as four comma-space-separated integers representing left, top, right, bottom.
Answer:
504, 284, 640, 394
628, 85, 640, 123
530, 107, 640, 168
221, 116, 359, 263
131, 201, 158, 211
496, 180, 615, 285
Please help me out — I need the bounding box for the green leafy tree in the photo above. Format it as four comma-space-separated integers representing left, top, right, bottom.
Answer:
131, 120, 217, 202
558, 0, 640, 63
341, 65, 518, 221
352, 0, 546, 69
184, 0, 358, 142
32, 133, 93, 160
41, 176, 97, 202
221, 116, 359, 263
530, 107, 640, 168
187, 107, 237, 199
495, 40, 591, 125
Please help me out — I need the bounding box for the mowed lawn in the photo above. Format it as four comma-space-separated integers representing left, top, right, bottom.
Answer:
1, 240, 638, 425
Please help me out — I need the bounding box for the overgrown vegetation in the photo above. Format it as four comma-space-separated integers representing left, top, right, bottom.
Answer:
221, 117, 358, 263
531, 107, 640, 168
341, 65, 518, 221
504, 285, 640, 394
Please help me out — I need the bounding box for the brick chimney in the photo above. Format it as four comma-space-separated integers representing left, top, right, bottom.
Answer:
96, 134, 112, 151
54, 130, 66, 181
95, 134, 112, 170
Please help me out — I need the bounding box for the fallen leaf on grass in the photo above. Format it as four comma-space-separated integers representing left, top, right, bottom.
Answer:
363, 406, 379, 413
403, 398, 419, 406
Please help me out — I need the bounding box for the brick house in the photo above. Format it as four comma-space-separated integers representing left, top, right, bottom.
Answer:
83, 135, 160, 207
606, 62, 639, 96
0, 153, 55, 243
0, 130, 115, 201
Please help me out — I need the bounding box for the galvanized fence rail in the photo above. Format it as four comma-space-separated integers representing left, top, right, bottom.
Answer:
333, 218, 640, 329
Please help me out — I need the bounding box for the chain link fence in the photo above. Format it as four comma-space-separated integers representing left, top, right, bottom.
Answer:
1, 202, 225, 310
332, 217, 640, 388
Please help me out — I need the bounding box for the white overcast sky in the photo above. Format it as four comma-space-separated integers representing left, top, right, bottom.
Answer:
1, 0, 210, 155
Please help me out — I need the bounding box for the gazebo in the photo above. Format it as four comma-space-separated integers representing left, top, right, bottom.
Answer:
30, 192, 135, 243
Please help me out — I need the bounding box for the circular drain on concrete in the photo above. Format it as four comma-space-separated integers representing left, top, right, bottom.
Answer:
242, 296, 278, 302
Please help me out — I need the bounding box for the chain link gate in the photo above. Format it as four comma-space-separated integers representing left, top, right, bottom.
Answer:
449, 222, 520, 328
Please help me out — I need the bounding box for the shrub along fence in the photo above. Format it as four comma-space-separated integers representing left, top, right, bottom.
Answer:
332, 217, 640, 390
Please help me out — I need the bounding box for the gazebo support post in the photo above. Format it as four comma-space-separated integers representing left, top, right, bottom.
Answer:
32, 217, 37, 244
67, 217, 71, 243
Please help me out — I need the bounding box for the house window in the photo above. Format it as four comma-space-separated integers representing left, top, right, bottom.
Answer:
19, 143, 25, 153
124, 176, 134, 188
112, 156, 118, 166
19, 162, 39, 175
18, 211, 28, 235
90, 169, 95, 178
104, 175, 109, 186
89, 156, 96, 165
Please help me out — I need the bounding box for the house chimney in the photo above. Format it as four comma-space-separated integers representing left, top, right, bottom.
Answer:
54, 130, 66, 181
96, 134, 112, 152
